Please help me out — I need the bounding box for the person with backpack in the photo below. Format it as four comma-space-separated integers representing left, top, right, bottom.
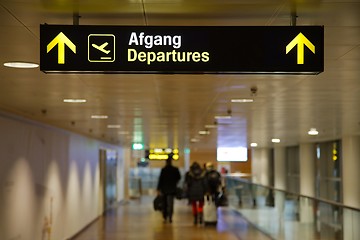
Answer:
184, 162, 207, 225
204, 162, 222, 197
204, 162, 228, 207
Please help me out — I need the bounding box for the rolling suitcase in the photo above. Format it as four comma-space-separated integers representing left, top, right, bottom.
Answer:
203, 195, 217, 226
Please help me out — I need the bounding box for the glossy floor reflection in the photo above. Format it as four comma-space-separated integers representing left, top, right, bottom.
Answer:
71, 196, 271, 240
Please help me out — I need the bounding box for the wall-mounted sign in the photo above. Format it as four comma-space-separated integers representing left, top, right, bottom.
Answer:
40, 25, 323, 74
145, 148, 179, 161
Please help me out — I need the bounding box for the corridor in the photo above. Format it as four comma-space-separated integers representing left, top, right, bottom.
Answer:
71, 196, 271, 240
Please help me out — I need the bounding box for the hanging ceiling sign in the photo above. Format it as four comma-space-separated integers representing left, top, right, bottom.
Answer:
145, 148, 179, 161
40, 25, 324, 74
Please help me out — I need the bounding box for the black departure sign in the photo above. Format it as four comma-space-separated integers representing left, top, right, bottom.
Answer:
40, 25, 324, 74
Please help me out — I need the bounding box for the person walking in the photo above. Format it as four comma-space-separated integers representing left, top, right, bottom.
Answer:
185, 162, 207, 225
157, 155, 181, 223
204, 162, 222, 198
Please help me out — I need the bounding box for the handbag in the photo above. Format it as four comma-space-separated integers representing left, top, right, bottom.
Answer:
215, 192, 229, 207
203, 195, 217, 224
175, 187, 184, 200
153, 195, 163, 211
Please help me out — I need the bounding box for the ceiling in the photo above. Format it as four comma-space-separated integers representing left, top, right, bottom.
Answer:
0, 0, 359, 153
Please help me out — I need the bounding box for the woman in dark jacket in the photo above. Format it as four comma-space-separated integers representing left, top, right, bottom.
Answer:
184, 162, 207, 225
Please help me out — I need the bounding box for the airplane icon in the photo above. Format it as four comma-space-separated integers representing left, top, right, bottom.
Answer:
92, 42, 110, 54
88, 34, 115, 62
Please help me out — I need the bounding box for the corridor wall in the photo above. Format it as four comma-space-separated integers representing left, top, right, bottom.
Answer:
0, 112, 123, 240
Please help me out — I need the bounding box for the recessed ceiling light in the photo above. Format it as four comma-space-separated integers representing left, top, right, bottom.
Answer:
250, 143, 258, 147
63, 99, 87, 103
271, 138, 281, 143
4, 62, 39, 69
91, 115, 108, 119
308, 128, 319, 135
231, 98, 254, 103
191, 138, 199, 142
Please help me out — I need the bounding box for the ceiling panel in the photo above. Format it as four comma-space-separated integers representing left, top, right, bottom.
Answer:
0, 0, 359, 154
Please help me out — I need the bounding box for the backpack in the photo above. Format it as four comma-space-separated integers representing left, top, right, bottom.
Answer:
207, 170, 221, 189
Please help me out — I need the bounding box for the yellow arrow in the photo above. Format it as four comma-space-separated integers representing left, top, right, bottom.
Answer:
286, 32, 315, 64
47, 32, 76, 64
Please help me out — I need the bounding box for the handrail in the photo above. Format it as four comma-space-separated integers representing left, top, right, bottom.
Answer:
226, 175, 360, 212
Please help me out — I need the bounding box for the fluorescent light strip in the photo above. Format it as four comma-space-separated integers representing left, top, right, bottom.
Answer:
271, 138, 281, 143
205, 124, 217, 129
4, 62, 39, 68
63, 99, 87, 103
250, 143, 258, 147
214, 115, 231, 119
199, 130, 210, 135
231, 98, 254, 103
107, 125, 121, 128
91, 115, 108, 119
118, 131, 129, 135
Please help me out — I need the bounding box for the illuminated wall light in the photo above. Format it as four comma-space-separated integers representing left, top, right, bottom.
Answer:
191, 138, 199, 142
250, 143, 258, 147
308, 128, 319, 135
4, 62, 39, 68
271, 138, 281, 143
231, 98, 254, 103
63, 99, 87, 103
91, 115, 108, 119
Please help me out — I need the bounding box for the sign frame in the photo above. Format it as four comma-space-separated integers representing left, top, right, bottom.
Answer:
40, 25, 324, 74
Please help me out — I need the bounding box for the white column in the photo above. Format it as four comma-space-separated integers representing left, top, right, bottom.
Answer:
342, 136, 360, 208
251, 147, 271, 185
342, 136, 360, 240
299, 142, 315, 223
274, 146, 286, 221
251, 147, 271, 207
299, 143, 315, 197
184, 148, 190, 173
123, 147, 132, 200
274, 146, 286, 190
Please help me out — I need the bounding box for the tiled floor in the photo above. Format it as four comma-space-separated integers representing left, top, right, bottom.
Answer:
71, 196, 271, 240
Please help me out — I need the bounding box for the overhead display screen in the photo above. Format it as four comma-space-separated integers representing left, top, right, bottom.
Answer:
40, 25, 324, 74
217, 147, 248, 162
